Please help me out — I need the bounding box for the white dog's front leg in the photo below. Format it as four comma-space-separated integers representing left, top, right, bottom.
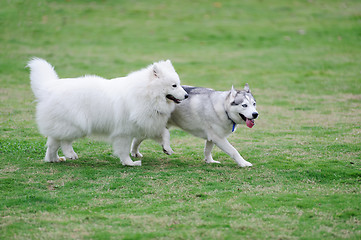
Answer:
61, 140, 78, 160
113, 137, 141, 166
212, 137, 252, 167
45, 137, 66, 162
204, 140, 220, 164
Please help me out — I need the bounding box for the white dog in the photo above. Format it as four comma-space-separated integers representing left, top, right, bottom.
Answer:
28, 58, 188, 166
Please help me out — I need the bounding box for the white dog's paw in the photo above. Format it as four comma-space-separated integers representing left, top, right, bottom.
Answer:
122, 160, 142, 166
162, 146, 174, 155
238, 161, 253, 167
65, 152, 78, 160
131, 152, 143, 158
205, 157, 221, 164
132, 160, 142, 166
44, 156, 66, 163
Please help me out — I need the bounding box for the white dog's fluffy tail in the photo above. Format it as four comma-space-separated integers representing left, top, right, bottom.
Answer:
27, 58, 58, 99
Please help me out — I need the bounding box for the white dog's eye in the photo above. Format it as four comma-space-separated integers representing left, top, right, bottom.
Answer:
172, 84, 177, 88
253, 103, 256, 106
242, 104, 248, 108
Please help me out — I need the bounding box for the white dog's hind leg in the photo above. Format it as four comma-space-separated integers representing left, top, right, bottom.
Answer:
44, 137, 66, 162
212, 137, 252, 167
61, 141, 78, 160
160, 128, 174, 155
204, 140, 220, 164
114, 137, 141, 166
130, 138, 144, 158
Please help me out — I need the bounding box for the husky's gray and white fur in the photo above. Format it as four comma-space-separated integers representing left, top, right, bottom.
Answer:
131, 84, 258, 167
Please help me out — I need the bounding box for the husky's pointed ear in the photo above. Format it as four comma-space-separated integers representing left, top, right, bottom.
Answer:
231, 85, 237, 97
244, 83, 250, 93
153, 63, 160, 78
229, 85, 237, 103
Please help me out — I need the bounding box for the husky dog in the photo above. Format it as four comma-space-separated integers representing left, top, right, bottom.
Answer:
131, 84, 258, 167
28, 58, 188, 166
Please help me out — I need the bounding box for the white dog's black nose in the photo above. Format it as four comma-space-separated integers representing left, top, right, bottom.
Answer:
184, 94, 189, 99
252, 112, 259, 119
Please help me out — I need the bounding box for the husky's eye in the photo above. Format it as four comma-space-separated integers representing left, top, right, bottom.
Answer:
172, 84, 177, 88
242, 104, 248, 108
253, 102, 256, 106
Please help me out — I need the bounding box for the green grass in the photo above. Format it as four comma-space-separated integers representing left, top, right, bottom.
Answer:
1, 0, 361, 239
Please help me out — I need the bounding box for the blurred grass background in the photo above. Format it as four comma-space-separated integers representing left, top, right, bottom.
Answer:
1, 0, 361, 239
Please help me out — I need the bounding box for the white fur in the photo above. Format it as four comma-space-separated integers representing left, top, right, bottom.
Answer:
27, 58, 187, 166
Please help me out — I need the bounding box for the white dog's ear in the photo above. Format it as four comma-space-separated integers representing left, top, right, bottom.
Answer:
165, 59, 175, 70
244, 83, 250, 93
153, 63, 161, 78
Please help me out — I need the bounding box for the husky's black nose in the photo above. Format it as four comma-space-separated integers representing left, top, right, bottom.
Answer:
252, 112, 259, 119
184, 94, 189, 99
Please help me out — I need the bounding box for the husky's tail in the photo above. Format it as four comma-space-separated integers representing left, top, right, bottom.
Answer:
27, 58, 59, 99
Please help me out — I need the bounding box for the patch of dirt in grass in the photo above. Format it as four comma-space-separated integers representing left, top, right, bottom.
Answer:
0, 165, 20, 174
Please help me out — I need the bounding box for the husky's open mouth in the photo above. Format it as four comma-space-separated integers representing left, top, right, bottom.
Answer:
166, 94, 181, 104
239, 113, 255, 128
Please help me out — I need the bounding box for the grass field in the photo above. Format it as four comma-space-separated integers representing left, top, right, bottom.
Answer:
1, 0, 361, 239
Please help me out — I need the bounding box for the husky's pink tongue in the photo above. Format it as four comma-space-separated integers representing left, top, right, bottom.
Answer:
246, 118, 255, 128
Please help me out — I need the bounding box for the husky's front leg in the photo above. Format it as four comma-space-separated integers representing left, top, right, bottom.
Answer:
212, 137, 252, 167
113, 137, 141, 166
204, 140, 220, 164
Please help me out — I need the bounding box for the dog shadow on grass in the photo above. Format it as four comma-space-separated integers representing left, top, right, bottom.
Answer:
44, 154, 237, 172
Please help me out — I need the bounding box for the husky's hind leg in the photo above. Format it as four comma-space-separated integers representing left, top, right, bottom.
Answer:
44, 137, 66, 162
131, 128, 174, 158
160, 128, 174, 155
130, 138, 145, 158
61, 140, 78, 160
114, 137, 141, 166
204, 140, 220, 164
